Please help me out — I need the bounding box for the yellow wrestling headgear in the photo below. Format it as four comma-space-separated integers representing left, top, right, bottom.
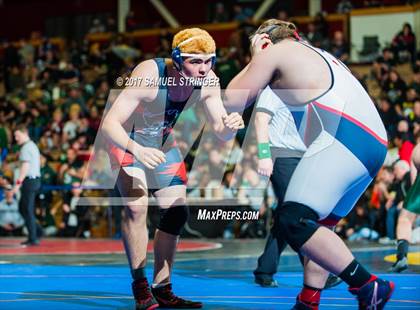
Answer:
171, 28, 216, 70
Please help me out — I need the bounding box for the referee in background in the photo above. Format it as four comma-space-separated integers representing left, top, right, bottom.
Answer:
12, 125, 42, 246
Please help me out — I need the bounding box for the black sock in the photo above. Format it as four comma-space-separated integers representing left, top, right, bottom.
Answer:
339, 259, 373, 288
131, 267, 146, 280
397, 239, 409, 260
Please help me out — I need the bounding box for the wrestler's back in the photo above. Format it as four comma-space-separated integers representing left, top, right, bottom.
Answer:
269, 40, 387, 142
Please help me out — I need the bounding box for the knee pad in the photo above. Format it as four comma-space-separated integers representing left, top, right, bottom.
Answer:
273, 202, 320, 252
157, 205, 189, 236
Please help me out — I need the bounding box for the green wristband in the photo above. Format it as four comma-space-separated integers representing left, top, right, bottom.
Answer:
257, 143, 271, 159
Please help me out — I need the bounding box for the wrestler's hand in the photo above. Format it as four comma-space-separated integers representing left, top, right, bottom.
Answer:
257, 158, 273, 177
222, 113, 245, 130
250, 34, 273, 56
134, 145, 166, 169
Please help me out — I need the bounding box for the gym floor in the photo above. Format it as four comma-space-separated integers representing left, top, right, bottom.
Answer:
0, 238, 419, 309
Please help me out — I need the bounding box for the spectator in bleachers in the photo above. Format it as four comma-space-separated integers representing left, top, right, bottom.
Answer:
314, 12, 329, 43
62, 85, 87, 115
346, 203, 379, 242
391, 23, 416, 64
378, 96, 398, 136
88, 18, 106, 34
92, 80, 110, 109
329, 31, 350, 63
364, 0, 382, 7
306, 22, 324, 48
106, 16, 117, 33
38, 153, 56, 217
382, 69, 407, 110
374, 167, 395, 235
88, 43, 107, 69
401, 88, 418, 119
216, 47, 241, 88
394, 124, 415, 164
125, 11, 138, 32
2, 40, 22, 93
233, 5, 253, 23
0, 185, 24, 236
63, 105, 82, 141
336, 0, 353, 14
58, 183, 88, 237
380, 160, 412, 244
211, 3, 230, 23
9, 66, 25, 92
58, 148, 85, 185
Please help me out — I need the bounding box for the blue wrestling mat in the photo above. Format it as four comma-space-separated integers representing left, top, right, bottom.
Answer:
0, 260, 419, 309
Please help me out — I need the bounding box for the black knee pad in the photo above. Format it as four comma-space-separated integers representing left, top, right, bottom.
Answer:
157, 205, 189, 236
273, 202, 320, 252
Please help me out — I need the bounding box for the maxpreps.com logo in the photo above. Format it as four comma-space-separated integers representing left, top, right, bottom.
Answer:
197, 209, 259, 221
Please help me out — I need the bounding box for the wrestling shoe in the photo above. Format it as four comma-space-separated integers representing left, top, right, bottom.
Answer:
349, 277, 395, 310
132, 278, 159, 310
254, 276, 279, 287
291, 295, 319, 310
389, 257, 408, 273
324, 274, 343, 289
152, 283, 202, 308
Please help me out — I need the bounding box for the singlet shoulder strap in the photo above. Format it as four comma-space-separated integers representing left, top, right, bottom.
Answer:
153, 58, 168, 90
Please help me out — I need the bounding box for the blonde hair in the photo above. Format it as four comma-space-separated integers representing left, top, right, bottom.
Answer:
172, 28, 216, 54
250, 19, 298, 44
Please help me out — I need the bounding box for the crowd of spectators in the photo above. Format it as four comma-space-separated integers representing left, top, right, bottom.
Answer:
0, 8, 418, 241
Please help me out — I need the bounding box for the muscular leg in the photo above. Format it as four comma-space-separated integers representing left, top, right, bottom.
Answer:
150, 184, 202, 308
294, 257, 330, 308
303, 258, 330, 289
301, 226, 354, 275
281, 136, 379, 279
152, 185, 187, 285
117, 167, 149, 277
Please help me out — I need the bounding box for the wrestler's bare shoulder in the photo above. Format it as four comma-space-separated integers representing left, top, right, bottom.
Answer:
131, 59, 159, 79
126, 59, 160, 101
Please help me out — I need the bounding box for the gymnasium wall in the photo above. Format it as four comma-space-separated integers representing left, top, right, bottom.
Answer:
350, 6, 419, 62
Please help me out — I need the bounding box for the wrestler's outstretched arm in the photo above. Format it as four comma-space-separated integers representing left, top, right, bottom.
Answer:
102, 60, 166, 169
201, 70, 245, 141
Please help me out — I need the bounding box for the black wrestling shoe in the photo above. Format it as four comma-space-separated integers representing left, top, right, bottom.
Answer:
20, 239, 39, 246
324, 274, 343, 289
132, 278, 159, 310
152, 283, 202, 308
291, 295, 319, 310
389, 257, 408, 273
254, 276, 279, 287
